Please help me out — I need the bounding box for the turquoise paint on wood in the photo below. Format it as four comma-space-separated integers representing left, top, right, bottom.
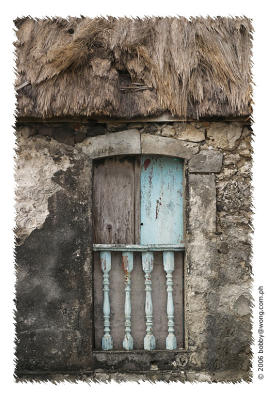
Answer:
142, 252, 156, 350
100, 251, 113, 350
122, 252, 134, 350
163, 251, 177, 350
140, 156, 184, 245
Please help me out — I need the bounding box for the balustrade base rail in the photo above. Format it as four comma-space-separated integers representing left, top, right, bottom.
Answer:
93, 349, 188, 372
94, 244, 185, 352
94, 349, 187, 354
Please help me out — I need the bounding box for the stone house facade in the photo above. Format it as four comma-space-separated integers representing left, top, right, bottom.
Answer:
14, 17, 253, 382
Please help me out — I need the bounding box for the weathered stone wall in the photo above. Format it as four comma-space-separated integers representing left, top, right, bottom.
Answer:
15, 131, 93, 376
15, 119, 252, 382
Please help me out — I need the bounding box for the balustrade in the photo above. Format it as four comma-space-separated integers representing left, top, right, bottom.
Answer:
94, 244, 184, 351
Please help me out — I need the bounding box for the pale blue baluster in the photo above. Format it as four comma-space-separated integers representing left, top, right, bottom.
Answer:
100, 251, 113, 350
122, 252, 134, 350
163, 251, 177, 350
142, 252, 156, 350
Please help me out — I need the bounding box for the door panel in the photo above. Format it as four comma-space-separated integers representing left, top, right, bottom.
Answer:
140, 155, 184, 245
93, 156, 140, 244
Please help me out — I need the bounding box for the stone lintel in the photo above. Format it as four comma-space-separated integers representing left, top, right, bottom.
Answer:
141, 134, 199, 159
78, 129, 141, 158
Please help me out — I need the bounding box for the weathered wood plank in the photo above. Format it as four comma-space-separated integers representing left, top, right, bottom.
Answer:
93, 244, 185, 251
93, 156, 139, 244
141, 134, 199, 159
140, 155, 184, 245
134, 157, 141, 244
79, 129, 140, 159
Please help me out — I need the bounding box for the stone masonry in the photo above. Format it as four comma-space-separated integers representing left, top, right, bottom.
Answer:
15, 120, 252, 382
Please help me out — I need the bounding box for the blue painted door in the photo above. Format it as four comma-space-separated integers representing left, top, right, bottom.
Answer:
140, 156, 184, 245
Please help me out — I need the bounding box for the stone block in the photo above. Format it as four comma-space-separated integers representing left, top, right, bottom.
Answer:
175, 124, 205, 142
207, 123, 242, 150
237, 138, 252, 157
188, 174, 216, 233
161, 125, 176, 137
189, 149, 223, 172
234, 295, 251, 317
223, 153, 240, 166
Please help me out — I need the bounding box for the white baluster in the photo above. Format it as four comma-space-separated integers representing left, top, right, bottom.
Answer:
142, 252, 156, 350
122, 252, 134, 350
100, 251, 113, 350
163, 251, 177, 350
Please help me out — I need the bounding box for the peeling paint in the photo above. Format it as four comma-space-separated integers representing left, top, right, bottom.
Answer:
15, 134, 71, 243
143, 158, 151, 170
141, 155, 184, 245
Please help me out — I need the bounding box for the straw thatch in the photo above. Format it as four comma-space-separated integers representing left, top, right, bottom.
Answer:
14, 16, 253, 120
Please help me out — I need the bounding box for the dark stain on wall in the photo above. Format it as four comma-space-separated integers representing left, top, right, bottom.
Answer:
15, 155, 93, 376
205, 313, 251, 375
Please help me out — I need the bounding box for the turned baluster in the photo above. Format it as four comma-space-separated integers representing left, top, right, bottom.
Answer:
122, 252, 134, 350
100, 251, 113, 350
163, 251, 177, 350
142, 252, 156, 350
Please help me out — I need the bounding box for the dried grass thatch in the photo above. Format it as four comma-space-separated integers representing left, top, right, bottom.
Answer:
14, 16, 253, 120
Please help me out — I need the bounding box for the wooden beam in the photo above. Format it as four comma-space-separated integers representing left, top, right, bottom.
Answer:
93, 244, 185, 251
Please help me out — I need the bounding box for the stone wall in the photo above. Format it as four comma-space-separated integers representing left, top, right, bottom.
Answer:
15, 132, 94, 375
15, 119, 252, 382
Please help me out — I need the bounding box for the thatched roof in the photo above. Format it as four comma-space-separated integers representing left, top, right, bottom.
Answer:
14, 17, 253, 120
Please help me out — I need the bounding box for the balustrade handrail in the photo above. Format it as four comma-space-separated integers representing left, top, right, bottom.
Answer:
93, 244, 184, 251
